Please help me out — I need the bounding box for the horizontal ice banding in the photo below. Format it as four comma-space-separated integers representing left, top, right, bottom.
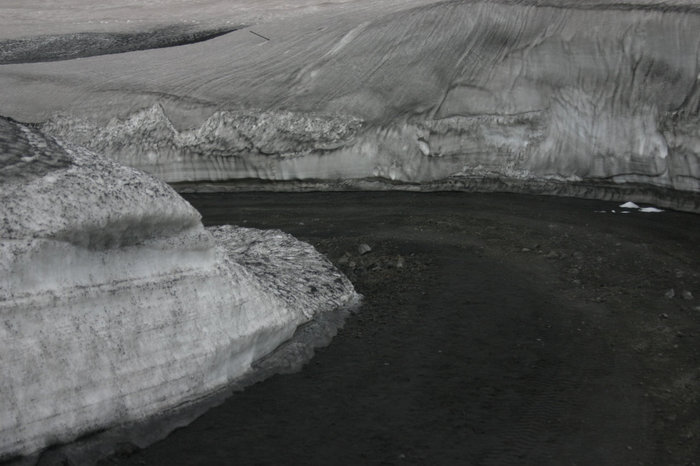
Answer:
41, 104, 363, 164
2, 0, 699, 208
0, 118, 358, 461
41, 106, 699, 199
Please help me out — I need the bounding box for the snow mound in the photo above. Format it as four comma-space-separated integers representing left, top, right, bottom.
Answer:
0, 117, 358, 461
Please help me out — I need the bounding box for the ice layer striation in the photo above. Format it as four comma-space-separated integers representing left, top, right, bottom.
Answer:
0, 1, 699, 209
0, 116, 358, 461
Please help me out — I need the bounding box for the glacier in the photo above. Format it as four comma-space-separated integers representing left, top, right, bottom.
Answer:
0, 0, 699, 210
0, 116, 358, 461
1, 0, 699, 461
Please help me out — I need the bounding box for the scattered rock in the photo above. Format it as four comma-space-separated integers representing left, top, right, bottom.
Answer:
396, 256, 405, 269
659, 313, 669, 320
681, 290, 694, 300
358, 243, 372, 255
665, 289, 676, 299
521, 247, 531, 252
337, 253, 351, 265
620, 202, 640, 209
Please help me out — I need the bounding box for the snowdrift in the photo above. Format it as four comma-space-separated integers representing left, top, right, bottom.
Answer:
0, 116, 358, 461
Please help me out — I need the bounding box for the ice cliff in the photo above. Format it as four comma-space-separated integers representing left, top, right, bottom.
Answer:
0, 0, 699, 210
0, 116, 358, 461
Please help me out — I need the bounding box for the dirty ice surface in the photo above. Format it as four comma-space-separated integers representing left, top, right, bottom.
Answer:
0, 116, 358, 461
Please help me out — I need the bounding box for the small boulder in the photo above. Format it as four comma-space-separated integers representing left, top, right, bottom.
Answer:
358, 243, 372, 255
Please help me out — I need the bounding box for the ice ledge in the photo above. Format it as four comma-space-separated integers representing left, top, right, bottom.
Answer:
0, 225, 358, 462
23, 0, 697, 209
43, 106, 698, 211
0, 118, 358, 461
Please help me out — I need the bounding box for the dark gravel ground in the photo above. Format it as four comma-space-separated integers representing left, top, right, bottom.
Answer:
97, 191, 699, 466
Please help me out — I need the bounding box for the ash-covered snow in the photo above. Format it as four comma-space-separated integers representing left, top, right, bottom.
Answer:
0, 0, 699, 211
0, 116, 358, 461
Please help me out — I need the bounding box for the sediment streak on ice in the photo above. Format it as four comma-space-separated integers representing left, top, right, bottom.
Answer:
0, 117, 358, 461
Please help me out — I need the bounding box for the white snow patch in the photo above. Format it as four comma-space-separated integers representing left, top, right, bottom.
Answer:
640, 207, 664, 213
620, 202, 640, 209
417, 138, 431, 156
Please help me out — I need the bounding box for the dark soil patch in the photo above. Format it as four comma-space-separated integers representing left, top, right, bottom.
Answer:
101, 191, 700, 466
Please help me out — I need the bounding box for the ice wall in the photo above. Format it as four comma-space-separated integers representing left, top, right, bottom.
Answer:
0, 116, 358, 461
0, 0, 699, 208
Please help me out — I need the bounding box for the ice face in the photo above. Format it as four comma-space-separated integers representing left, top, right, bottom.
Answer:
1, 1, 698, 209
0, 118, 358, 460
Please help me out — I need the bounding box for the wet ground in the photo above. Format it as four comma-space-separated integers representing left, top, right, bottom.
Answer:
101, 191, 699, 465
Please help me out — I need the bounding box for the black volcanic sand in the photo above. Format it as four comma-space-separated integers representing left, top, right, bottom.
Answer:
101, 192, 700, 466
